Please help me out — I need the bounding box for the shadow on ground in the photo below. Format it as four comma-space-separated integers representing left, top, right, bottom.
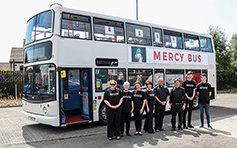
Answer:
22, 105, 237, 148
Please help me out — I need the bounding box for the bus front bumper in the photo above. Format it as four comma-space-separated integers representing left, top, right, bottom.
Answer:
23, 111, 60, 127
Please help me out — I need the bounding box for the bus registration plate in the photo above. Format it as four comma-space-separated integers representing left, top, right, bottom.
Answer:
29, 116, 36, 121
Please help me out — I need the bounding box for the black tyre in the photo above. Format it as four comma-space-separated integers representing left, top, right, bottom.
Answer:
98, 103, 107, 125
193, 95, 199, 109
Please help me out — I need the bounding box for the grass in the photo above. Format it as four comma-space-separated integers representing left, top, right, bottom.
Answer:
0, 96, 22, 107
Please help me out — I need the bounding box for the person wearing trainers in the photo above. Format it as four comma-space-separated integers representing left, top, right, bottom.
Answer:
121, 81, 133, 137
196, 74, 212, 129
153, 78, 170, 132
169, 79, 186, 131
182, 71, 196, 129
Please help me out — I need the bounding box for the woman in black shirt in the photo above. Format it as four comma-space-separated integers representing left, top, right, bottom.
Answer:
143, 81, 155, 133
104, 80, 123, 140
133, 81, 147, 136
121, 81, 134, 137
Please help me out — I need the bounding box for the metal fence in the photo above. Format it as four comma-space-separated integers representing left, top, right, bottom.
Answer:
0, 71, 23, 98
217, 73, 237, 90
0, 70, 236, 97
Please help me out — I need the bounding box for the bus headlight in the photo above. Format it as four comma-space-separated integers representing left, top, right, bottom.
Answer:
43, 106, 47, 114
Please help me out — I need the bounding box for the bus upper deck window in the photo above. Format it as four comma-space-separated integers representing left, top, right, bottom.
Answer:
93, 18, 124, 43
25, 10, 53, 45
61, 13, 92, 40
164, 30, 183, 49
184, 34, 200, 51
152, 28, 163, 47
126, 23, 152, 46
200, 37, 213, 52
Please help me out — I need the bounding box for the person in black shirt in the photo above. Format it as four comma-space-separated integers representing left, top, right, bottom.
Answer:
143, 81, 155, 133
121, 81, 133, 137
104, 80, 123, 140
133, 81, 147, 136
196, 74, 212, 128
153, 78, 170, 132
182, 71, 196, 129
169, 79, 186, 131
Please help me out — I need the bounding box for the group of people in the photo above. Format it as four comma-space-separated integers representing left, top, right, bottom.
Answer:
103, 71, 212, 140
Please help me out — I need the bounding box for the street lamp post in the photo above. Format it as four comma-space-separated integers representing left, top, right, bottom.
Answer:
136, 0, 138, 20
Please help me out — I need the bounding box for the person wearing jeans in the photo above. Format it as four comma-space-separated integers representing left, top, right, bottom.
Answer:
199, 104, 210, 127
196, 74, 212, 128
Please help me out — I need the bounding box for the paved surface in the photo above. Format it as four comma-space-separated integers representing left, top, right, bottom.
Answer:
0, 93, 237, 148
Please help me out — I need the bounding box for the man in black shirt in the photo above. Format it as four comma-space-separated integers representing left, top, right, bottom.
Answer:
153, 78, 170, 132
196, 74, 212, 128
182, 71, 196, 129
169, 79, 186, 131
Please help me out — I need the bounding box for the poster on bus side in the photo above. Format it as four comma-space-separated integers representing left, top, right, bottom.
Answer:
105, 26, 114, 35
135, 29, 144, 37
131, 46, 147, 63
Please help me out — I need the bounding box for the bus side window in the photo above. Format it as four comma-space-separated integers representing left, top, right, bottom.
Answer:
200, 37, 213, 52
93, 18, 124, 43
128, 69, 153, 89
164, 30, 183, 49
184, 34, 200, 51
61, 13, 91, 40
95, 68, 126, 92
165, 69, 184, 87
126, 23, 152, 46
152, 28, 163, 47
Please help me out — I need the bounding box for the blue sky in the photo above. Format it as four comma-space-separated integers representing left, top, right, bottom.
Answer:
0, 0, 236, 62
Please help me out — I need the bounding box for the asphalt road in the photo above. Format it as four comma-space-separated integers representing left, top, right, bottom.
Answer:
1, 93, 237, 148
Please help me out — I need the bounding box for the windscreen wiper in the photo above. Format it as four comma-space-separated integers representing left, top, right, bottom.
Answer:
33, 84, 43, 99
23, 85, 31, 98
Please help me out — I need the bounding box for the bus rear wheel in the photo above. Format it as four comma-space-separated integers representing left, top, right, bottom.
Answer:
99, 103, 107, 125
193, 95, 199, 109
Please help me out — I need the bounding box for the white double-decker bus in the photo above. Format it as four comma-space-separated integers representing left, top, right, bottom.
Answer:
22, 4, 216, 127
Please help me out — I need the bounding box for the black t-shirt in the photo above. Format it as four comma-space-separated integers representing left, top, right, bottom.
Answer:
196, 82, 212, 104
169, 87, 186, 104
103, 88, 122, 111
146, 90, 156, 107
153, 85, 170, 102
132, 90, 146, 111
121, 91, 133, 113
182, 80, 196, 97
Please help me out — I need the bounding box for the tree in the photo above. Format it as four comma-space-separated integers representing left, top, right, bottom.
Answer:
208, 25, 234, 76
229, 33, 237, 68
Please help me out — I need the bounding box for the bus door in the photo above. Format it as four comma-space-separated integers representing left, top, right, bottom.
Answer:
63, 69, 81, 111
80, 69, 90, 120
61, 68, 92, 124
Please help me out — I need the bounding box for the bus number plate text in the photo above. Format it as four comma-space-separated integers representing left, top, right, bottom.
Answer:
29, 116, 36, 121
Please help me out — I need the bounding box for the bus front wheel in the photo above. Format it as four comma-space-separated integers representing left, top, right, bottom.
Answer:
99, 103, 107, 125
